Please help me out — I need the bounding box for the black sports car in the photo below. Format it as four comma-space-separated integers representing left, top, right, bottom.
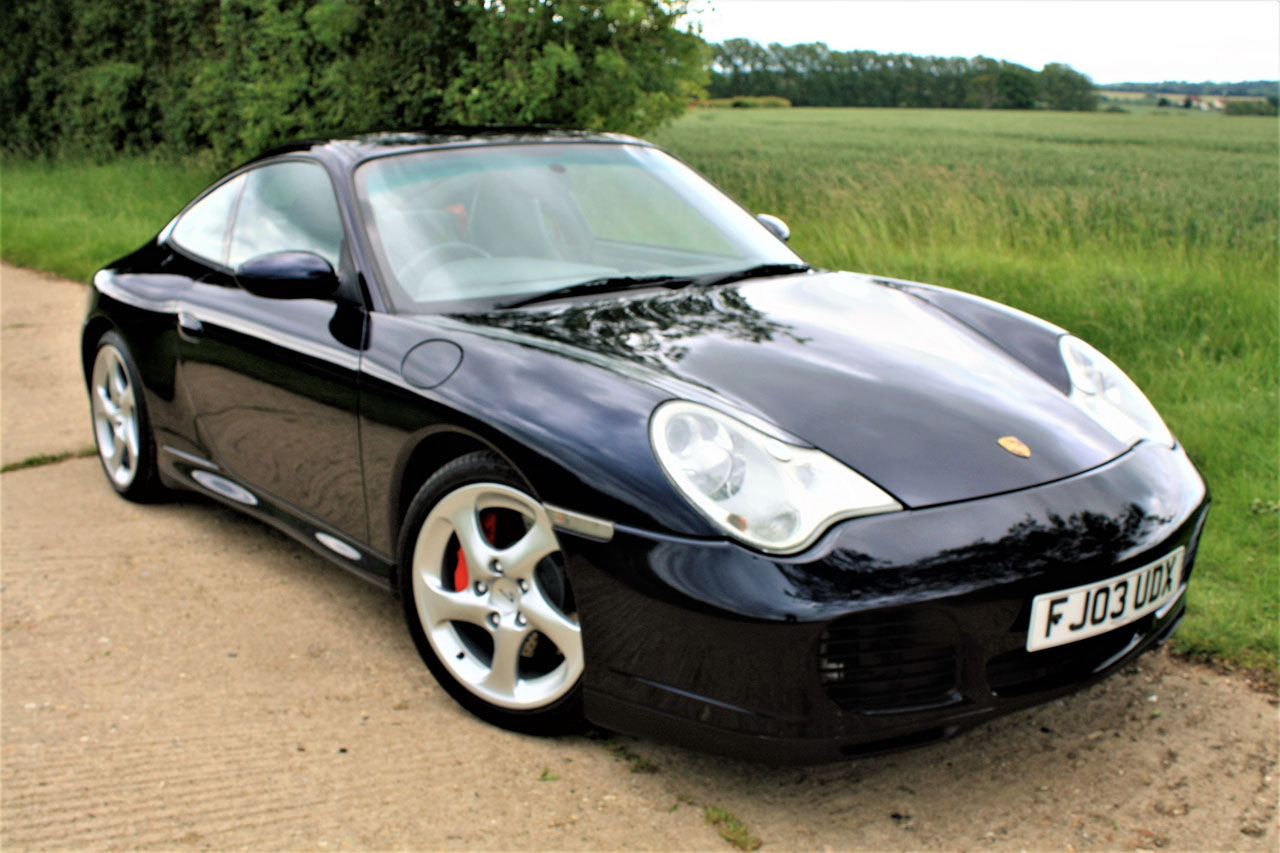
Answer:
83, 129, 1208, 763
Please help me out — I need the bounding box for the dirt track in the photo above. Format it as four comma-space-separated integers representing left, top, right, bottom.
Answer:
2, 262, 1276, 851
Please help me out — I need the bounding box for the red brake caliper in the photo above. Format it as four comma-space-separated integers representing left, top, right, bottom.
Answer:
454, 510, 499, 592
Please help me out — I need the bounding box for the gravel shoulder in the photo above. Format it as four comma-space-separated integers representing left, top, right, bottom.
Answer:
2, 262, 1276, 851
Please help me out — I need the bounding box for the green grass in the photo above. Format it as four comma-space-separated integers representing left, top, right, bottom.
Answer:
0, 447, 97, 473
0, 154, 221, 282
586, 729, 660, 772
2, 107, 1276, 671
704, 806, 762, 851
655, 108, 1279, 672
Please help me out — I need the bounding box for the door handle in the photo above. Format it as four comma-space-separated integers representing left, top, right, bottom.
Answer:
177, 311, 204, 339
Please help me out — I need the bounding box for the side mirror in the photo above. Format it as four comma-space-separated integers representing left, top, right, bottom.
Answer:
234, 251, 339, 300
756, 213, 790, 242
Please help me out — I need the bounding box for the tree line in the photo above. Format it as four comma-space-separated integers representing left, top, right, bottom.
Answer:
0, 0, 704, 160
10, 1, 1270, 162
707, 39, 1098, 111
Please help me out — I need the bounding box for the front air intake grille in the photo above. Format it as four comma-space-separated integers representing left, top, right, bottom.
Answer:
985, 624, 1142, 698
817, 608, 962, 714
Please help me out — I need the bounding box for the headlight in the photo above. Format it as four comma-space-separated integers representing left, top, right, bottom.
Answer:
650, 400, 901, 554
1060, 335, 1173, 448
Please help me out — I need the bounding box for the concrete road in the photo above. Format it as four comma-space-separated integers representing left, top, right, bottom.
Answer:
2, 263, 1275, 851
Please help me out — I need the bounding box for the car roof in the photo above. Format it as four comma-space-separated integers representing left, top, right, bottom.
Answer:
242, 127, 649, 171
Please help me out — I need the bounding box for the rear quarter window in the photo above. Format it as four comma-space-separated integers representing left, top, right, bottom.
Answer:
169, 174, 246, 265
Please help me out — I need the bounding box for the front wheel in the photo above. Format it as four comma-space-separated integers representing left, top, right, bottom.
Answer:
398, 452, 585, 734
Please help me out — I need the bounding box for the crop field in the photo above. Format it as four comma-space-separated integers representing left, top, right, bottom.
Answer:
2, 107, 1277, 671
1099, 90, 1152, 101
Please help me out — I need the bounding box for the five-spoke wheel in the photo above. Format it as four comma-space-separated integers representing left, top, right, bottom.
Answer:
88, 332, 160, 500
399, 452, 584, 732
91, 343, 140, 487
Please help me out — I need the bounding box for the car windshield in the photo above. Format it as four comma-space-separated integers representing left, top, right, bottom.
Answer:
354, 142, 804, 311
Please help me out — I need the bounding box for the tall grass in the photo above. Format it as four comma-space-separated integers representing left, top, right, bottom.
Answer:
2, 108, 1276, 670
0, 154, 222, 282
656, 109, 1278, 671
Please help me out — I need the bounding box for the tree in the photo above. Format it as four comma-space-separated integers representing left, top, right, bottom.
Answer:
443, 0, 705, 133
704, 41, 1106, 114
1, 0, 706, 159
1040, 62, 1098, 111
997, 64, 1039, 109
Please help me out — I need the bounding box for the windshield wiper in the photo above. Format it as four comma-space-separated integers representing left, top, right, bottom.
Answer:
692, 262, 813, 288
496, 263, 813, 310
497, 274, 695, 310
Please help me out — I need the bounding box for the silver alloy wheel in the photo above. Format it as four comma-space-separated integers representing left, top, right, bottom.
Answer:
90, 344, 141, 488
411, 482, 583, 710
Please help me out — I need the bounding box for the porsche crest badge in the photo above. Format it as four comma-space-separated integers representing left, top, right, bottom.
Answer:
998, 436, 1031, 458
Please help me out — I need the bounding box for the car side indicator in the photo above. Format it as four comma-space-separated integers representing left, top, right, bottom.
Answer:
998, 436, 1032, 458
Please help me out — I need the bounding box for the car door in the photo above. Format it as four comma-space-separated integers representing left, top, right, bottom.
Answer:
173, 159, 369, 543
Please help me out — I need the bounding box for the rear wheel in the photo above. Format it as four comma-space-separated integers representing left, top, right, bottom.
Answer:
398, 451, 584, 734
89, 331, 162, 501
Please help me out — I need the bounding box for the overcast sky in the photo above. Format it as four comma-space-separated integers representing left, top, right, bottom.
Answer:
685, 1, 1280, 84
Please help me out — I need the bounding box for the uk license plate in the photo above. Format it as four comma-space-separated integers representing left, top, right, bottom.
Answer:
1026, 547, 1185, 652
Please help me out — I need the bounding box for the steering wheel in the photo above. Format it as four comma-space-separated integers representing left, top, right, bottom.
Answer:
398, 242, 491, 284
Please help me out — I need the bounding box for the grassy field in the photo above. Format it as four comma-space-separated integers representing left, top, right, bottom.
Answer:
3, 107, 1277, 671
0, 155, 223, 281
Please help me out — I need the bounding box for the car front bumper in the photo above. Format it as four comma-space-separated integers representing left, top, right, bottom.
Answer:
557, 440, 1208, 763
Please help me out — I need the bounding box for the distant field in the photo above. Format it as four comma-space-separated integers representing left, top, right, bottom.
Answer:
1099, 90, 1152, 101
1097, 91, 1274, 116
1100, 90, 1272, 103
3, 107, 1277, 671
655, 108, 1278, 671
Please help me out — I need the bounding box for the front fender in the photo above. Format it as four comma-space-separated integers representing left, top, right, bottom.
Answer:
880, 276, 1070, 394
359, 312, 721, 558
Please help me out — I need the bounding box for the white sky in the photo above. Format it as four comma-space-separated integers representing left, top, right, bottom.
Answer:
684, 1, 1280, 84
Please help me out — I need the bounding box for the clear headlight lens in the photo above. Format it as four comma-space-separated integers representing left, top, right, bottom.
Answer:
1060, 335, 1173, 448
650, 400, 901, 554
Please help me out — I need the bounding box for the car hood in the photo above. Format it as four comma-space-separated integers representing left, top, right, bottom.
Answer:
450, 271, 1129, 508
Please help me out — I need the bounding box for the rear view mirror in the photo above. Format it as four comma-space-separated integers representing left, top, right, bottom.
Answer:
234, 251, 339, 300
756, 213, 790, 242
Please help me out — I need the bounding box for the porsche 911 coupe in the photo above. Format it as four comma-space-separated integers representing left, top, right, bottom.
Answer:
83, 129, 1208, 762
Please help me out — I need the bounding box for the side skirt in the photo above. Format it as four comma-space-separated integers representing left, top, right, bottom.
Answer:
159, 445, 395, 591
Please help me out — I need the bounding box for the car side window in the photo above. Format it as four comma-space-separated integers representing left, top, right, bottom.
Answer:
169, 174, 246, 265
228, 161, 344, 270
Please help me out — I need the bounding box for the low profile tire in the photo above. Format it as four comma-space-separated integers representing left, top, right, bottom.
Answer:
398, 451, 585, 734
89, 331, 163, 501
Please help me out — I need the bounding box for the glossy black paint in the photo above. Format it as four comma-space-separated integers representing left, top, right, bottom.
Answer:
82, 130, 1210, 762
357, 308, 708, 558
177, 281, 366, 539
886, 278, 1072, 395
234, 250, 340, 300
453, 270, 1128, 509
